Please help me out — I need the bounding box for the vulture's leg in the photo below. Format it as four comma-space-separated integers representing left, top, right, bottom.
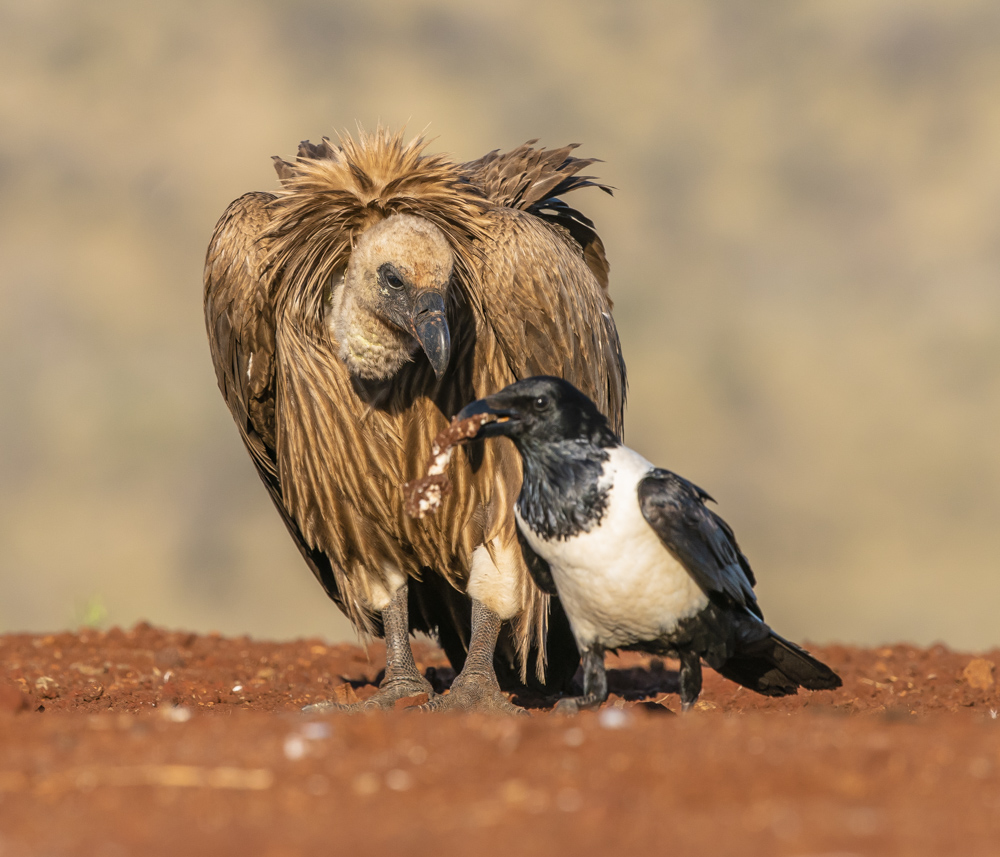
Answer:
419, 598, 524, 714
375, 581, 436, 703
304, 582, 433, 712
554, 644, 608, 714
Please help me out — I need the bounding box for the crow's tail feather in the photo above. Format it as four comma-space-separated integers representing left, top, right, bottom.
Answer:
717, 630, 842, 697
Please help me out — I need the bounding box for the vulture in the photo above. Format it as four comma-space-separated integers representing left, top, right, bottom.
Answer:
203, 129, 626, 712
454, 376, 842, 712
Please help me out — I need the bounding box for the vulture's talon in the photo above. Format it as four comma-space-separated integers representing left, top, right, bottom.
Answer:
301, 700, 340, 714
303, 675, 434, 713
416, 673, 526, 715
378, 674, 435, 699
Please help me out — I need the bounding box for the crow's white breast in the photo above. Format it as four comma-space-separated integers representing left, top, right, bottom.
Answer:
517, 446, 709, 649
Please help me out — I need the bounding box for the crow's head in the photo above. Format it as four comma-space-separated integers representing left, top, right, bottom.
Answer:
457, 376, 617, 452
328, 213, 454, 380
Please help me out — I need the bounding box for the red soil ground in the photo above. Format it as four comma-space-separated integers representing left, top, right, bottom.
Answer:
1, 624, 998, 856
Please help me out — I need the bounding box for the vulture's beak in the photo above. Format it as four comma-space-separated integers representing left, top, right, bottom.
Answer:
410, 291, 451, 379
456, 396, 519, 439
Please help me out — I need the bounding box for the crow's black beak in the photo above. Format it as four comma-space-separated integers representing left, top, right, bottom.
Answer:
410, 291, 451, 378
456, 396, 520, 439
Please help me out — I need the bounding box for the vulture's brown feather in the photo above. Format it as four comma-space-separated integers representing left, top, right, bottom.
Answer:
204, 128, 626, 685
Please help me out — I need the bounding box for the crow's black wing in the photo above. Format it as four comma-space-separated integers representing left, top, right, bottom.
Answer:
638, 469, 762, 618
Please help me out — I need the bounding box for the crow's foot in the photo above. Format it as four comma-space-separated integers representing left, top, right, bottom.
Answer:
553, 693, 605, 715
678, 650, 702, 713
553, 645, 608, 714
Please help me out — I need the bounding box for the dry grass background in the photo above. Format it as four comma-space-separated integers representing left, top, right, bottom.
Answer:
2, 0, 999, 649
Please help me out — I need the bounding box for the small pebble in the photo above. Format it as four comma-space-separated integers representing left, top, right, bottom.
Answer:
385, 769, 413, 791
352, 773, 379, 796
74, 684, 104, 703
283, 735, 307, 760
161, 706, 192, 723
597, 708, 630, 730
33, 676, 59, 700
500, 779, 529, 806
301, 722, 331, 741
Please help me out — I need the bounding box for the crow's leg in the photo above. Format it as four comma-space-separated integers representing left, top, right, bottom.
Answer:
554, 644, 608, 713
678, 649, 703, 712
419, 598, 524, 714
304, 582, 433, 712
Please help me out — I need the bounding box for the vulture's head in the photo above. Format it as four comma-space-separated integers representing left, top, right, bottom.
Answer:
329, 213, 455, 381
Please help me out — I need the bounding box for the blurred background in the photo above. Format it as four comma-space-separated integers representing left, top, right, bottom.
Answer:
2, 0, 999, 649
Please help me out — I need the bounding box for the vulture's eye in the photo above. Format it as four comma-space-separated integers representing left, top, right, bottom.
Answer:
533, 395, 550, 411
379, 264, 405, 290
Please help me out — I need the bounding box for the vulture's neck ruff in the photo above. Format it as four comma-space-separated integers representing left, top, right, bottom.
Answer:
263, 130, 492, 382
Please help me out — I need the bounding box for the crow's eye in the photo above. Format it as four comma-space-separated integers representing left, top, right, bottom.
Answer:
533, 395, 550, 411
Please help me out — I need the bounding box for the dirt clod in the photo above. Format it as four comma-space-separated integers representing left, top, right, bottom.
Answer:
393, 692, 430, 710
333, 682, 359, 706
0, 681, 29, 714
962, 657, 995, 690
33, 676, 59, 699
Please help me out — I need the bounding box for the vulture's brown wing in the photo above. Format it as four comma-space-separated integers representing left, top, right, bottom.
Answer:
479, 210, 626, 436
203, 192, 346, 610
465, 141, 614, 293
465, 144, 625, 434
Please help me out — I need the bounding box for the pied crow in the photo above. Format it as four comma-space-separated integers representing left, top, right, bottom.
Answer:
455, 376, 842, 712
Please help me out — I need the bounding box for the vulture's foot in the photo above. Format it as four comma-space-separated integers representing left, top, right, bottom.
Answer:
418, 671, 525, 715
303, 581, 436, 713
417, 599, 525, 714
303, 674, 434, 713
